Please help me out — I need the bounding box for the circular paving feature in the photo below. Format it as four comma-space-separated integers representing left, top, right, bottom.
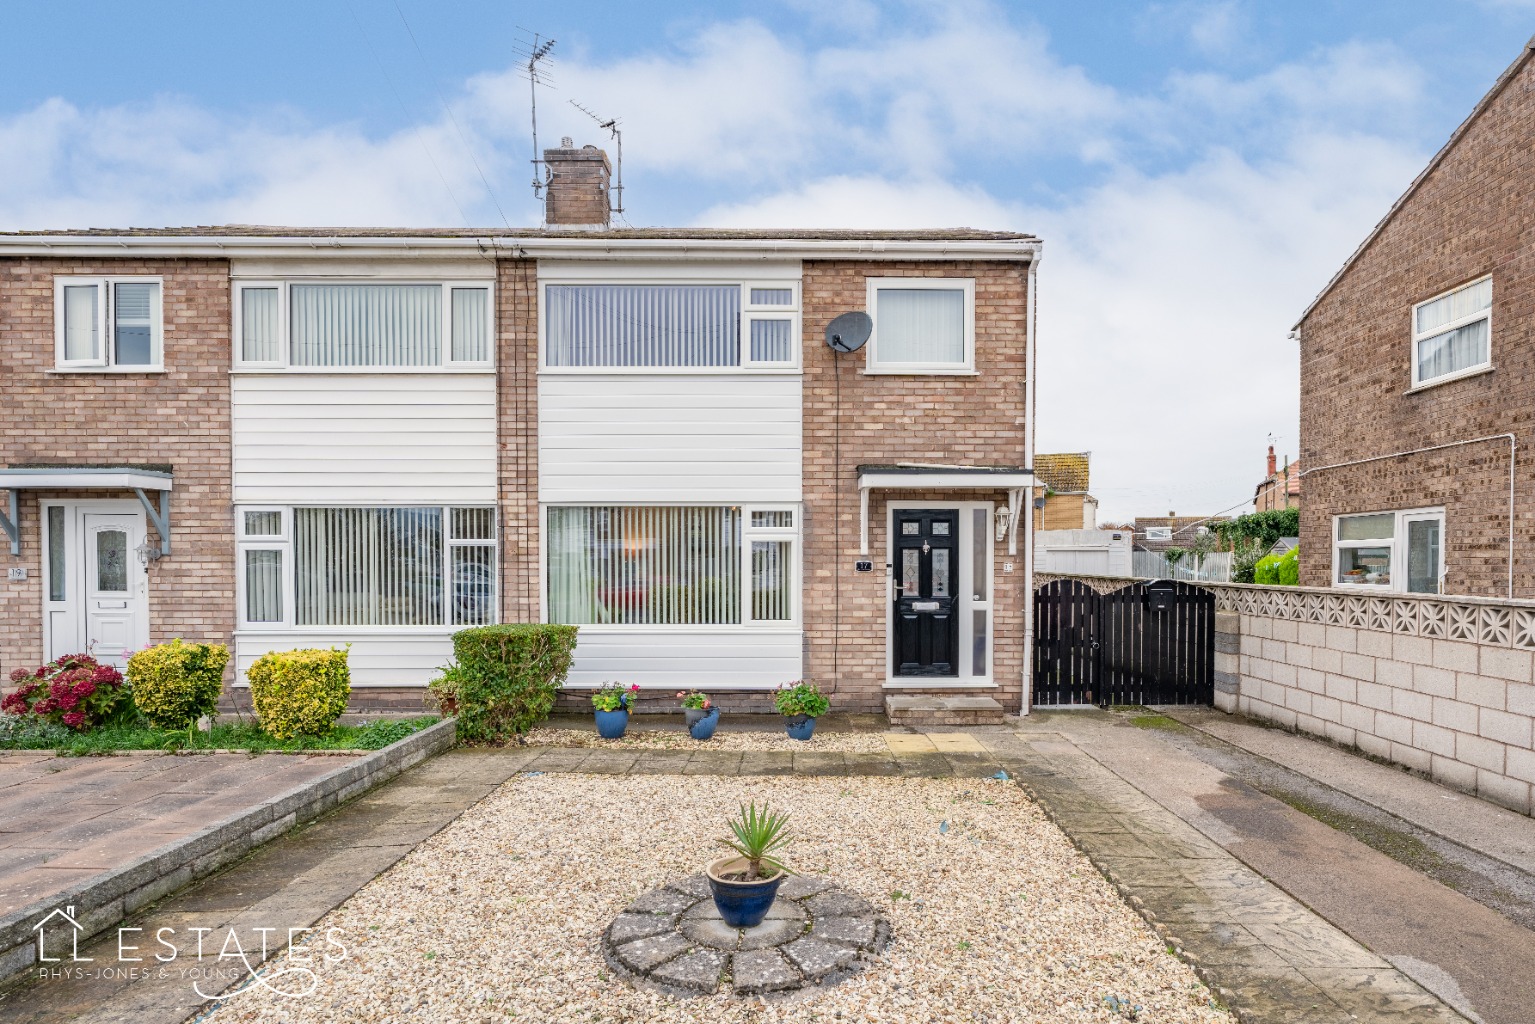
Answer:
602, 873, 892, 997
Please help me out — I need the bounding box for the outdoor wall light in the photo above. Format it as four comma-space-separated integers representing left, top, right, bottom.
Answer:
994, 508, 1013, 542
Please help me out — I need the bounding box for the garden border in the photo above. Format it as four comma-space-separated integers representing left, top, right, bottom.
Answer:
0, 717, 456, 989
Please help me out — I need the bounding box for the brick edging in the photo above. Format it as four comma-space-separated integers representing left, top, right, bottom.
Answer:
0, 718, 457, 988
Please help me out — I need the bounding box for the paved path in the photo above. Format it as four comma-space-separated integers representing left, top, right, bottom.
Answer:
0, 752, 358, 919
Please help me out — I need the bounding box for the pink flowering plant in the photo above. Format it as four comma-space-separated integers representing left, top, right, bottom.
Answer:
677, 690, 712, 711
3, 653, 127, 731
591, 682, 640, 712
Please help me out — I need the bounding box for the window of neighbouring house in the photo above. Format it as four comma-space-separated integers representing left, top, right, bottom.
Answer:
545, 504, 800, 626
1412, 277, 1491, 387
235, 505, 496, 628
233, 281, 492, 369
542, 280, 800, 370
1334, 509, 1444, 593
54, 278, 163, 370
865, 277, 975, 374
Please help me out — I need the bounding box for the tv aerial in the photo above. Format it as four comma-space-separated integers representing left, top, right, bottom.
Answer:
514, 30, 557, 198
570, 99, 625, 219
825, 312, 872, 353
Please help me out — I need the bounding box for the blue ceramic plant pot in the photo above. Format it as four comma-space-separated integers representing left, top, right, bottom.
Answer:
687, 706, 720, 740
594, 708, 629, 739
707, 857, 785, 928
784, 714, 816, 741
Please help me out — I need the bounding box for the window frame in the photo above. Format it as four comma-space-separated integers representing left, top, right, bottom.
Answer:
235, 504, 498, 631
230, 279, 495, 372
864, 276, 976, 376
53, 276, 165, 372
1331, 507, 1445, 594
1410, 275, 1492, 390
537, 279, 802, 374
540, 502, 802, 630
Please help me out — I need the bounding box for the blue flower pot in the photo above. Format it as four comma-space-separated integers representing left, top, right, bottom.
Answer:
707, 857, 785, 928
594, 708, 629, 739
784, 714, 816, 741
686, 706, 720, 740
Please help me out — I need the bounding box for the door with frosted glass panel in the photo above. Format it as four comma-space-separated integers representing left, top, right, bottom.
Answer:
82, 513, 148, 669
892, 510, 959, 676
1404, 513, 1443, 595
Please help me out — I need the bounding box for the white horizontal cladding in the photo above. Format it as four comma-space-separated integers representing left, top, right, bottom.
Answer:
538, 374, 803, 502
564, 629, 803, 689
231, 373, 498, 503
233, 632, 452, 688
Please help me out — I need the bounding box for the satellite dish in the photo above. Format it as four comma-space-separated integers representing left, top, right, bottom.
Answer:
825, 311, 872, 353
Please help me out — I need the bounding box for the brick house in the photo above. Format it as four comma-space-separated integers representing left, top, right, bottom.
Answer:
1251, 445, 1299, 513
0, 145, 1039, 719
1295, 37, 1535, 598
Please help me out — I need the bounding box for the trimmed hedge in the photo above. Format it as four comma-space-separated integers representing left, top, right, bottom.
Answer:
247, 648, 351, 739
1254, 546, 1299, 586
128, 639, 229, 729
430, 624, 577, 742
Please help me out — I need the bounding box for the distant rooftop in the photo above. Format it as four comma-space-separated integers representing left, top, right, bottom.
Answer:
0, 225, 1037, 241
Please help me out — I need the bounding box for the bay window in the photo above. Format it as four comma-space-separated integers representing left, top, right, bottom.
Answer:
541, 280, 800, 370
1412, 277, 1491, 387
234, 281, 492, 369
237, 506, 496, 628
54, 277, 163, 370
1333, 508, 1443, 594
865, 277, 975, 374
546, 505, 799, 626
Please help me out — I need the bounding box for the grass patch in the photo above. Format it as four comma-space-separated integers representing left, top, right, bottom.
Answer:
1127, 713, 1186, 732
1, 716, 439, 755
1257, 784, 1447, 871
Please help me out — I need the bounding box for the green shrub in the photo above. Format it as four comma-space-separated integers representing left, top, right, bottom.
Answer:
128, 639, 229, 729
773, 681, 830, 719
1253, 553, 1282, 585
1253, 547, 1300, 586
247, 648, 351, 739
430, 624, 577, 742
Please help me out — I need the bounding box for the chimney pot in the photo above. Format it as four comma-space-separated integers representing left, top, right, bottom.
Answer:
543, 142, 612, 229
560, 136, 573, 147
1266, 445, 1277, 478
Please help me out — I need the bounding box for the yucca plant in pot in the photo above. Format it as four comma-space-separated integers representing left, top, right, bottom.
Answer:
707, 802, 792, 927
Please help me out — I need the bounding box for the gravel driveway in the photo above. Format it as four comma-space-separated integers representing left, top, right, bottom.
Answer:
206, 773, 1231, 1023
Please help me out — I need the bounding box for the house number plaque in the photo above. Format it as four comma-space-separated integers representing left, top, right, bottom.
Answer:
854, 560, 874, 573
6, 568, 25, 581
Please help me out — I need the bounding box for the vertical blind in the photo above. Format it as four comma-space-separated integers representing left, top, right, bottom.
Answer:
750, 540, 793, 620
242, 288, 281, 362
547, 506, 742, 624
113, 282, 156, 365
749, 319, 794, 362
63, 284, 99, 361
544, 285, 741, 367
245, 550, 283, 623
290, 284, 442, 367
295, 507, 444, 625
451, 288, 490, 362
876, 288, 965, 363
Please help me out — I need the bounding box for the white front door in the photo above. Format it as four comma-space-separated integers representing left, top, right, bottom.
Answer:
75, 511, 148, 668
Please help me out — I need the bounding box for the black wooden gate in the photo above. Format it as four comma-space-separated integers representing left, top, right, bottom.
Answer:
1034, 579, 1214, 706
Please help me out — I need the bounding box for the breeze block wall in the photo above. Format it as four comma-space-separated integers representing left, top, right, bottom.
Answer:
0, 257, 234, 684
1212, 582, 1535, 816
1297, 49, 1535, 597
801, 259, 1030, 713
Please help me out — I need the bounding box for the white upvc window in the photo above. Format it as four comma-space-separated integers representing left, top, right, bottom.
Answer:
1412, 277, 1491, 388
540, 280, 801, 371
1333, 508, 1444, 594
544, 504, 801, 627
54, 277, 164, 371
232, 281, 494, 370
236, 505, 497, 629
865, 277, 975, 375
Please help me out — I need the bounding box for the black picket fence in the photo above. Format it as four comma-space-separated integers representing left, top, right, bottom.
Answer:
1033, 578, 1215, 707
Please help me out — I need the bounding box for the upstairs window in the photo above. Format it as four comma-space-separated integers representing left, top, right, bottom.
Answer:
234, 281, 492, 369
1412, 277, 1490, 387
865, 277, 975, 374
542, 280, 800, 370
54, 278, 163, 370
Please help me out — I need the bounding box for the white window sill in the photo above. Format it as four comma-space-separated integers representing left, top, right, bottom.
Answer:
48, 367, 166, 375
229, 366, 494, 375
862, 367, 979, 377
536, 367, 803, 376
883, 679, 998, 690
1405, 363, 1493, 394
1332, 581, 1396, 593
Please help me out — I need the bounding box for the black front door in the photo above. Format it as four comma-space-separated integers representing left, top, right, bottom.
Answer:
893, 509, 959, 676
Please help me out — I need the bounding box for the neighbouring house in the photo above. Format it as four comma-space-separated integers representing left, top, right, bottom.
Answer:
1294, 36, 1535, 598
0, 143, 1039, 720
1032, 452, 1098, 531
1131, 515, 1226, 552
1252, 445, 1299, 513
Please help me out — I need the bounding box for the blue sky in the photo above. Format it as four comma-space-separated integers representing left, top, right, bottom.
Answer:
3, 1, 1532, 519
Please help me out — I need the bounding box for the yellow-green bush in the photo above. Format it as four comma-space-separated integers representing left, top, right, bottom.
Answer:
246, 648, 351, 739
127, 639, 229, 729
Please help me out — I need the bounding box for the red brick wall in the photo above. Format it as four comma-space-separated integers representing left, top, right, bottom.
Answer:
0, 257, 234, 681
497, 258, 541, 622
801, 260, 1030, 711
1298, 54, 1535, 596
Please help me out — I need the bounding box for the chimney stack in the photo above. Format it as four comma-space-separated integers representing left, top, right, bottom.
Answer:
1266, 445, 1277, 478
543, 139, 611, 229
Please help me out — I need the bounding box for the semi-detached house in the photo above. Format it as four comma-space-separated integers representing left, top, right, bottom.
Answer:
0, 145, 1039, 720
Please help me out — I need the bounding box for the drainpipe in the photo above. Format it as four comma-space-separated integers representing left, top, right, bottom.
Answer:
1020, 250, 1041, 716
1300, 432, 1516, 598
